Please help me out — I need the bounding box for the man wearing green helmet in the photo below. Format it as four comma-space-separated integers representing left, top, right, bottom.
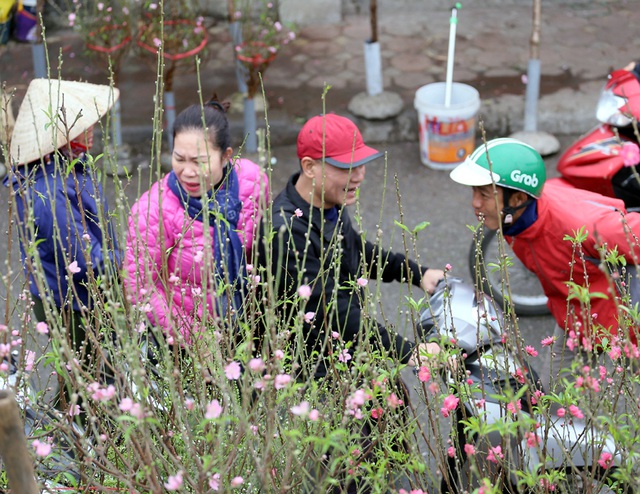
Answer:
450, 137, 640, 393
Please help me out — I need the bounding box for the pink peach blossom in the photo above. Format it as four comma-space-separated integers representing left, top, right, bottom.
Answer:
291, 401, 310, 416
338, 348, 351, 363
274, 374, 291, 389
525, 345, 538, 357
248, 358, 265, 372
34, 321, 50, 334
209, 473, 221, 491
206, 399, 223, 419
487, 445, 503, 463
598, 451, 613, 469
387, 393, 403, 408
32, 439, 51, 457
297, 285, 311, 299
569, 404, 584, 419
165, 471, 183, 491
541, 336, 555, 347
621, 141, 640, 167
417, 366, 431, 382
441, 394, 459, 418
225, 361, 242, 380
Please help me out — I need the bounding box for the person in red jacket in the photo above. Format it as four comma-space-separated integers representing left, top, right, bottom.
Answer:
449, 138, 640, 393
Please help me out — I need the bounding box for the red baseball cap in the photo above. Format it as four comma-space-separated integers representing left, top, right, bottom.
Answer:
296, 114, 383, 168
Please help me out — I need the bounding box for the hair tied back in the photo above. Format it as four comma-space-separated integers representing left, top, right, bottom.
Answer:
206, 94, 230, 113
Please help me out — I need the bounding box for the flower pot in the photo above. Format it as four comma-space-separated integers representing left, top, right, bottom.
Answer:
86, 24, 132, 54
235, 41, 277, 68
137, 19, 208, 62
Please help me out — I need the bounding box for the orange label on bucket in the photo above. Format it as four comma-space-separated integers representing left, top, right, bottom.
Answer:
419, 116, 476, 165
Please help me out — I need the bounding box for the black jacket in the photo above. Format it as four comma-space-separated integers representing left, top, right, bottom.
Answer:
258, 173, 427, 378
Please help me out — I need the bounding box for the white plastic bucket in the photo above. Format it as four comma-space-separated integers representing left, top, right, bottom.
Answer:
414, 82, 481, 170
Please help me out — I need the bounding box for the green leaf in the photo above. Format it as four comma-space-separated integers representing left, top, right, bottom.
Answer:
394, 220, 410, 233
412, 221, 430, 234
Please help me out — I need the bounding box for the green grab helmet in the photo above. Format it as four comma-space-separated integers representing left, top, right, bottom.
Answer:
449, 138, 546, 198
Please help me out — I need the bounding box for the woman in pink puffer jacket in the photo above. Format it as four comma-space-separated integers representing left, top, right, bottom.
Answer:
124, 97, 268, 342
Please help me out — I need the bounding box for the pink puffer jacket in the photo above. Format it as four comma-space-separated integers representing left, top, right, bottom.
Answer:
124, 158, 268, 341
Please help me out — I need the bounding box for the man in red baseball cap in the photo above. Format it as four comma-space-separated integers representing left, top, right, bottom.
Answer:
296, 112, 384, 168
258, 113, 443, 490
258, 112, 443, 376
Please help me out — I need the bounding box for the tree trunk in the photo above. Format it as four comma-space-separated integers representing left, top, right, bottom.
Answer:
529, 0, 541, 60
369, 0, 378, 43
0, 391, 38, 494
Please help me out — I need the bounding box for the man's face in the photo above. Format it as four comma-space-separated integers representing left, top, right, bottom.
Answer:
312, 160, 366, 208
471, 184, 504, 230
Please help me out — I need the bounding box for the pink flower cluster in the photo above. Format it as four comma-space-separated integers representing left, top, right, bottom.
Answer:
556, 404, 584, 420
346, 388, 372, 420
32, 438, 52, 457
206, 399, 223, 419
290, 401, 320, 421
119, 398, 145, 419
165, 470, 183, 491
440, 394, 459, 418
620, 141, 640, 167
87, 382, 116, 402
487, 445, 504, 463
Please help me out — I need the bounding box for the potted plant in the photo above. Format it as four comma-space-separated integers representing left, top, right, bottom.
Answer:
231, 0, 295, 153
136, 3, 209, 151
69, 0, 135, 82
68, 0, 136, 174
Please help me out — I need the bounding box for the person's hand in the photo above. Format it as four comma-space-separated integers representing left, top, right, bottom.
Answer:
409, 341, 460, 374
421, 268, 445, 294
408, 342, 442, 367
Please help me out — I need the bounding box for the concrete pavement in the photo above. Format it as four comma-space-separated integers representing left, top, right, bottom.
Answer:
0, 0, 639, 152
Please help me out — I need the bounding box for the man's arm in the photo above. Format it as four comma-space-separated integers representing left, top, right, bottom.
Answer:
363, 239, 444, 293
267, 221, 415, 364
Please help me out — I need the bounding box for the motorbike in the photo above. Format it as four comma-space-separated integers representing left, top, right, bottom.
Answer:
471, 63, 640, 315
417, 278, 625, 493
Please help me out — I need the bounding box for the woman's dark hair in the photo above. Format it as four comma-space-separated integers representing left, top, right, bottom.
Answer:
172, 94, 232, 151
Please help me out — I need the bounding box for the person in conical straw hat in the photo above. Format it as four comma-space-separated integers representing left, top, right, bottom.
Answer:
5, 78, 122, 410
9, 78, 118, 165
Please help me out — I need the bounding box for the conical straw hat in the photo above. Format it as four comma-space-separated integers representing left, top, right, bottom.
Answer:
9, 79, 119, 165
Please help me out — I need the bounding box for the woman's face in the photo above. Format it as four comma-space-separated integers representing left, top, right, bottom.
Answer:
68, 126, 94, 158
172, 129, 232, 198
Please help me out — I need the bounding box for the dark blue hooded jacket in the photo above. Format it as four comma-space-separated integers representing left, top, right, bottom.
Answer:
6, 155, 121, 311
